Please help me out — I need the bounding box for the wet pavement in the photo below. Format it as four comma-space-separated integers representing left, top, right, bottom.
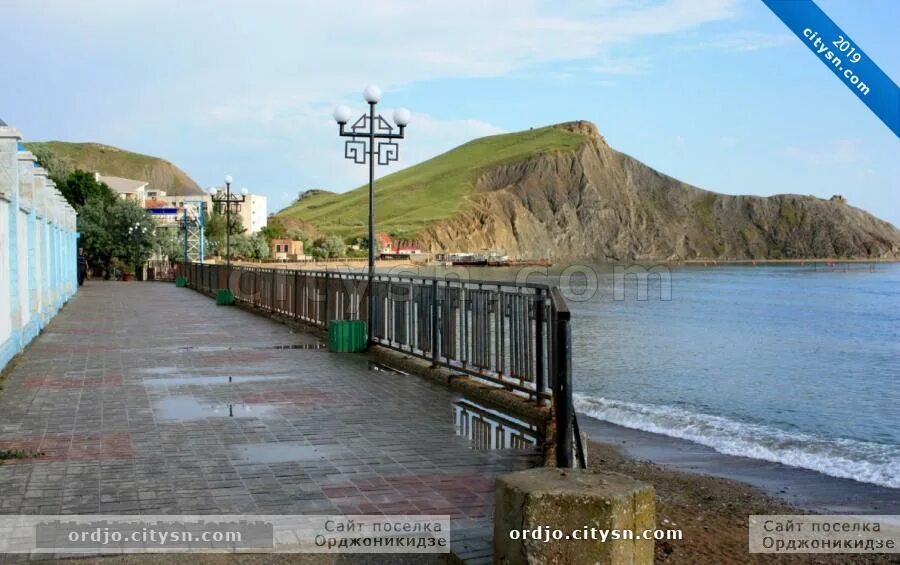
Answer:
0, 281, 540, 563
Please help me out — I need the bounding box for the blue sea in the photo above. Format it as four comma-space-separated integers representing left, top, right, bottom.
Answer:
564, 263, 900, 489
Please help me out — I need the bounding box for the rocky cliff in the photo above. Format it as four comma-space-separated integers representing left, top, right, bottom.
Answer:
420, 122, 899, 261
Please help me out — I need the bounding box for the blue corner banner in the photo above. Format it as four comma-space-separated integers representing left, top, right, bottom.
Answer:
761, 0, 899, 137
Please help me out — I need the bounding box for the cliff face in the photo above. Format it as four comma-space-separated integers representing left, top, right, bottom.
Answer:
421, 124, 900, 260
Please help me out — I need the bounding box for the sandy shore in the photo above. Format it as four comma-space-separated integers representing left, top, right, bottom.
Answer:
230, 259, 419, 272
583, 416, 899, 564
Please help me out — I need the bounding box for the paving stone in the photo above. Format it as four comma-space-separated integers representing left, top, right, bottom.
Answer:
0, 281, 541, 562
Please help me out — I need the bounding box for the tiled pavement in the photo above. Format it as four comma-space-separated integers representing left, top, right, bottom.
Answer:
0, 282, 540, 563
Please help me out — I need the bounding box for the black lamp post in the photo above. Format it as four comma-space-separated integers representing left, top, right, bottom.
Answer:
333, 85, 410, 345
208, 176, 248, 304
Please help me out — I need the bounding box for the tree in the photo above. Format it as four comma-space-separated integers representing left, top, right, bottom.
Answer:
77, 197, 117, 276
156, 226, 182, 262
114, 202, 159, 271
77, 196, 160, 277
310, 235, 345, 260
287, 228, 309, 249
259, 223, 286, 243
59, 170, 116, 208
231, 233, 269, 260
30, 145, 74, 189
204, 206, 245, 257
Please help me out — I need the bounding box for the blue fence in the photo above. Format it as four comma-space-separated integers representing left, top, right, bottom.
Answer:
0, 121, 79, 371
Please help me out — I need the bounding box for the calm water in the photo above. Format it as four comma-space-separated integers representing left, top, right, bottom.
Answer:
455, 263, 899, 488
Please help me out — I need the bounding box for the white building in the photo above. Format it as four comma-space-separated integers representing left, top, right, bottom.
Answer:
205, 187, 267, 234
239, 193, 267, 234
95, 173, 149, 201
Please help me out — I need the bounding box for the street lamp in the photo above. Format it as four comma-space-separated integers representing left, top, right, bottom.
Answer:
333, 84, 410, 345
208, 177, 248, 305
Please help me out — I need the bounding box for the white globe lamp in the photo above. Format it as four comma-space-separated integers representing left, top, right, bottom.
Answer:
393, 107, 411, 127
333, 105, 352, 124
363, 84, 382, 104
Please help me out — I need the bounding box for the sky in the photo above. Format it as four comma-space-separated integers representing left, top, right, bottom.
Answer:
2, 0, 898, 225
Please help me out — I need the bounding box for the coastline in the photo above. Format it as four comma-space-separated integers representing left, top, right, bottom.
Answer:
673, 258, 897, 265
582, 413, 899, 564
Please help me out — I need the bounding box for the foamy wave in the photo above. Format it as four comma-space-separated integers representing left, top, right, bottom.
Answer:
575, 394, 900, 489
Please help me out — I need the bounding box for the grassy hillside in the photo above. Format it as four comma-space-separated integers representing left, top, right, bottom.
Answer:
276, 125, 588, 238
26, 141, 203, 196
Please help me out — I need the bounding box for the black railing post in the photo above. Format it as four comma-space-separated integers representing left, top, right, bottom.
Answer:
323, 271, 330, 328
534, 291, 545, 406
431, 279, 439, 367
552, 288, 573, 468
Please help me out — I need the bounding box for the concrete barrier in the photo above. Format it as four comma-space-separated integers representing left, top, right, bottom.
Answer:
494, 468, 655, 564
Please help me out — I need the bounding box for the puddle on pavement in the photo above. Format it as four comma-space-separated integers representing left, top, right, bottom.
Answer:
230, 442, 328, 463
454, 398, 539, 450
368, 361, 408, 374
136, 366, 180, 375
154, 396, 278, 421
176, 343, 327, 352
143, 375, 291, 387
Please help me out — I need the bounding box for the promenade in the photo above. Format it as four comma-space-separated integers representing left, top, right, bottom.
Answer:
0, 281, 540, 562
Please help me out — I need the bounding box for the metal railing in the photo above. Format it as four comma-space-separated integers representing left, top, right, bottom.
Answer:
454, 399, 538, 450
178, 261, 580, 467
146, 260, 175, 282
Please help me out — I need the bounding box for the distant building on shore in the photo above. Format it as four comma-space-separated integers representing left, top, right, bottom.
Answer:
95, 173, 151, 202
375, 232, 394, 254
270, 238, 305, 261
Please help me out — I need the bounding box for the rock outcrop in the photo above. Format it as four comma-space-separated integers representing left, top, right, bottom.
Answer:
420, 122, 900, 260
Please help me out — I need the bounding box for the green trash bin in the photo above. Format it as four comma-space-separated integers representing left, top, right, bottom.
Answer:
215, 288, 234, 306
175, 275, 187, 287
328, 320, 367, 352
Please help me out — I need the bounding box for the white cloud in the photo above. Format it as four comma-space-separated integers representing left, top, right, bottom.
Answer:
682, 30, 794, 52
16, 0, 739, 115
784, 138, 865, 165
6, 0, 740, 211
591, 56, 653, 75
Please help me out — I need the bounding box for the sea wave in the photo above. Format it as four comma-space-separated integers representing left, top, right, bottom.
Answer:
574, 394, 900, 489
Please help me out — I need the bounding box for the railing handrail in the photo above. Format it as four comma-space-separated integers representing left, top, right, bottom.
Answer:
549, 286, 571, 319
198, 264, 555, 291
177, 260, 579, 467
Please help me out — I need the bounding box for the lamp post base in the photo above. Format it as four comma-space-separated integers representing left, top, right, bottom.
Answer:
215, 288, 234, 306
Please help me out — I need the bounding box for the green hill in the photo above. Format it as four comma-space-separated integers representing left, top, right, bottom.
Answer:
276, 125, 588, 239
276, 121, 900, 260
26, 141, 203, 196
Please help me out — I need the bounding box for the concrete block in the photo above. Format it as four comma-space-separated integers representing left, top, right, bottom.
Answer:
494, 468, 655, 565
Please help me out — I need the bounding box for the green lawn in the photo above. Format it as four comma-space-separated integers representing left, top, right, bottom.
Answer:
277, 125, 589, 239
